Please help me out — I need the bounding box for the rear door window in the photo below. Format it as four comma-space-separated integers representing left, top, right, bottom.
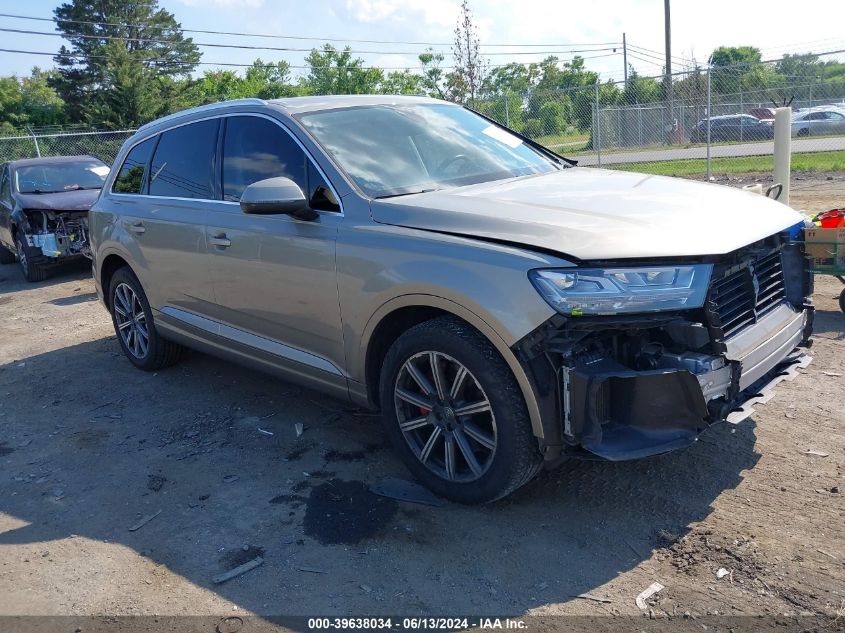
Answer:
221, 116, 306, 202
149, 119, 219, 199
112, 137, 156, 194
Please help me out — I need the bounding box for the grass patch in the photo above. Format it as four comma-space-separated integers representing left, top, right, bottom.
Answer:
611, 150, 845, 177
536, 131, 589, 149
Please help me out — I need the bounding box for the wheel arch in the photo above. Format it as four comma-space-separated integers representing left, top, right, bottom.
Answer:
359, 294, 546, 441
98, 252, 133, 309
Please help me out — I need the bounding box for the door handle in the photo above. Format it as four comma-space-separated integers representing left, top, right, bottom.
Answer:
209, 233, 231, 248
127, 221, 145, 234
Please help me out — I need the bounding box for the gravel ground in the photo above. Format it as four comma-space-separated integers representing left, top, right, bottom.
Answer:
0, 180, 843, 627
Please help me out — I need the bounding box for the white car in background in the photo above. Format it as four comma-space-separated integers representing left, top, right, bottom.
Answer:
791, 107, 845, 137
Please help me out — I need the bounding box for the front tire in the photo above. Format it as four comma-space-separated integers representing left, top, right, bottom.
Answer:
108, 267, 185, 371
0, 242, 15, 264
15, 235, 47, 282
379, 316, 542, 504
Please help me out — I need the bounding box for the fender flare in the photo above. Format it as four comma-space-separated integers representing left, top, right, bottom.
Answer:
359, 293, 546, 440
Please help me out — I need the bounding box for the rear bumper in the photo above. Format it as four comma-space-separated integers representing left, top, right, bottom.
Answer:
560, 303, 811, 461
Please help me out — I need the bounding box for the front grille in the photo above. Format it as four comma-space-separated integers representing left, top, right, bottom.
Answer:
707, 250, 786, 338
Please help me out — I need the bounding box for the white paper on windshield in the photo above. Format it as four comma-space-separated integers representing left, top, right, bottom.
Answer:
482, 125, 523, 148
90, 165, 110, 176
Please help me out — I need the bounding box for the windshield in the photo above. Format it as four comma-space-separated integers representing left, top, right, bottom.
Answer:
15, 162, 109, 194
297, 103, 558, 198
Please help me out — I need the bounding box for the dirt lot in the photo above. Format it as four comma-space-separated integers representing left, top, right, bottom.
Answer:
0, 181, 843, 627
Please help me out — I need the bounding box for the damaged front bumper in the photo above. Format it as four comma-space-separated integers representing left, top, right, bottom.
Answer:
517, 237, 814, 462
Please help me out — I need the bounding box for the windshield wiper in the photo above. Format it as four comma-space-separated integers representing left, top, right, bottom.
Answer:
374, 188, 440, 199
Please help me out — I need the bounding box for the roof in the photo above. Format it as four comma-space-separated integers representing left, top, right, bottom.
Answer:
132, 95, 450, 137
268, 94, 446, 114
7, 155, 105, 169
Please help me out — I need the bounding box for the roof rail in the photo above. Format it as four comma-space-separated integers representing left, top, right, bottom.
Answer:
137, 98, 267, 132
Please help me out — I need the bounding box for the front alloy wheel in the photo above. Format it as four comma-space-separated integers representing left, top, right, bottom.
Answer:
394, 351, 497, 482
380, 316, 543, 504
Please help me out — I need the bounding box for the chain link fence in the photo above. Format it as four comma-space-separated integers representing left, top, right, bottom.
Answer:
475, 52, 845, 179
0, 128, 135, 166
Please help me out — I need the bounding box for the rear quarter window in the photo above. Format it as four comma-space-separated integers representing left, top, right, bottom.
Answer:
113, 137, 156, 194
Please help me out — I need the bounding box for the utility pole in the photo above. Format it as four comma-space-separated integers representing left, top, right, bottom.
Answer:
623, 32, 628, 88
664, 0, 673, 144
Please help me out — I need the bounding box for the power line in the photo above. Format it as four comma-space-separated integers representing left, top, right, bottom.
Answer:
627, 43, 693, 66
0, 26, 621, 58
0, 46, 621, 72
0, 11, 622, 48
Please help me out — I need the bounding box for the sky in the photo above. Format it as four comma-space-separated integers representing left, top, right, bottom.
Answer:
1, 0, 845, 82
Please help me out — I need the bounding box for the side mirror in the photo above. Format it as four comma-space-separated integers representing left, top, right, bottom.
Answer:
239, 177, 315, 219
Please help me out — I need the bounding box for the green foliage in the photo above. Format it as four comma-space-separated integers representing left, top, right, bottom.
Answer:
380, 70, 423, 95
0, 69, 65, 131
51, 0, 200, 126
538, 101, 566, 135
621, 69, 661, 104
522, 118, 544, 139
301, 45, 383, 95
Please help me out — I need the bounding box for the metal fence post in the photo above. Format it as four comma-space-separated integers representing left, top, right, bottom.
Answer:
502, 91, 509, 127
706, 64, 712, 181
26, 126, 41, 158
595, 82, 602, 167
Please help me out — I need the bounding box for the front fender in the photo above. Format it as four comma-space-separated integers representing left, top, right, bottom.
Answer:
357, 292, 549, 440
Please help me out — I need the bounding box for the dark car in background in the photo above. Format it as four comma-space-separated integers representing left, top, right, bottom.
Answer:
0, 155, 108, 281
689, 114, 774, 143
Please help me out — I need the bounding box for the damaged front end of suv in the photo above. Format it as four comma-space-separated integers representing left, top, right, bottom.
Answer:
516, 228, 813, 462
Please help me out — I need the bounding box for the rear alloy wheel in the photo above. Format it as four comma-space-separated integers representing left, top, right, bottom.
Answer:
380, 316, 542, 504
15, 235, 47, 282
108, 267, 185, 371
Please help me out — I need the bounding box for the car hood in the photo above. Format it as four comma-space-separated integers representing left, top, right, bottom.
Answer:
16, 189, 100, 212
370, 168, 803, 261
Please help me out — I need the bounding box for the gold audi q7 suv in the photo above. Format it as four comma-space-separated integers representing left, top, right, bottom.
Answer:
90, 96, 813, 503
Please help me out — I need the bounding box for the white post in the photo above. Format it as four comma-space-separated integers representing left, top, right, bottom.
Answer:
595, 82, 602, 167
773, 106, 792, 205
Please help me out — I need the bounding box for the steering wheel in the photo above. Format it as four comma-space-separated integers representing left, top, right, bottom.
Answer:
435, 154, 471, 176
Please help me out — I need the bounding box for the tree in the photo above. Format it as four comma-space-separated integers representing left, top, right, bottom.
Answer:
301, 45, 383, 95
0, 69, 66, 131
419, 49, 450, 99
51, 0, 200, 125
486, 62, 534, 96
451, 0, 487, 104
380, 70, 423, 95
621, 68, 661, 105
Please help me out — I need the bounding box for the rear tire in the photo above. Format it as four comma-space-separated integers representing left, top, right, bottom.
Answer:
379, 316, 543, 504
15, 235, 48, 282
108, 267, 185, 371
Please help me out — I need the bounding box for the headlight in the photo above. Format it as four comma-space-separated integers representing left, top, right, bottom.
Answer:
529, 265, 712, 316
